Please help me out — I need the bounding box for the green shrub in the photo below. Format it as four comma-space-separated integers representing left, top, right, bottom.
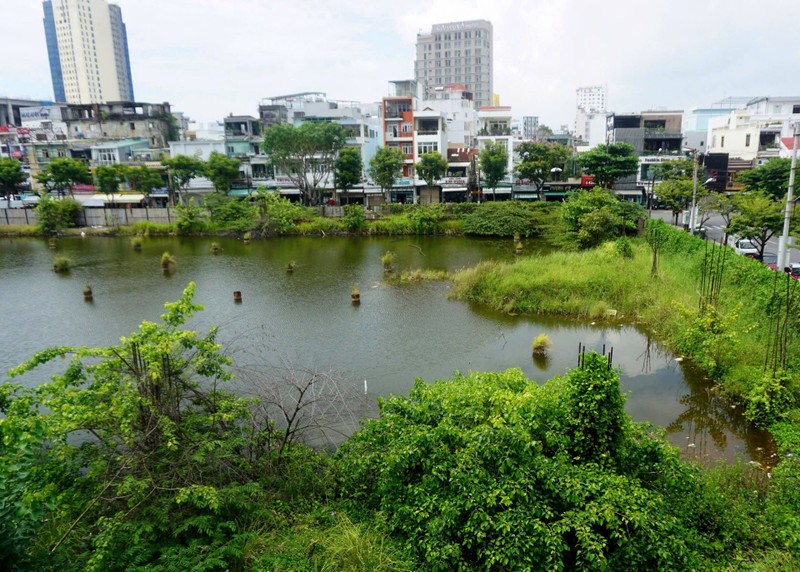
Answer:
615, 236, 634, 258
35, 196, 82, 235
407, 204, 448, 234
204, 195, 257, 232
175, 201, 208, 235
461, 201, 551, 237
343, 204, 366, 232
336, 360, 703, 570
255, 191, 311, 235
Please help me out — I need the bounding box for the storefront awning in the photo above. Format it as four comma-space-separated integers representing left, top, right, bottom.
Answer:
442, 187, 468, 192
227, 189, 252, 197
87, 193, 146, 204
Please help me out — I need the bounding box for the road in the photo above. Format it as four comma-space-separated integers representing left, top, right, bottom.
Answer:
649, 209, 798, 267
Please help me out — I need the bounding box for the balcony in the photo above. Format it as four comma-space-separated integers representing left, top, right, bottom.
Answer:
416, 129, 440, 135
644, 129, 682, 139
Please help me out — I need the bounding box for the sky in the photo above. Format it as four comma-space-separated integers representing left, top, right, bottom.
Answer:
2, 0, 798, 128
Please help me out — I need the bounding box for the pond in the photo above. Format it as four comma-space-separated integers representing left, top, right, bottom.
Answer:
0, 234, 775, 465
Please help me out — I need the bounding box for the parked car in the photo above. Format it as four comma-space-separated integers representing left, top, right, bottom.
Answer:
760, 252, 779, 270
785, 263, 800, 280
728, 236, 759, 257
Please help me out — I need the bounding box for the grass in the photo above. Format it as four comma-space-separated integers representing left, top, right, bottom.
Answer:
396, 268, 450, 283
0, 224, 38, 236
161, 251, 176, 269
52, 256, 72, 272
532, 333, 552, 355
450, 232, 800, 415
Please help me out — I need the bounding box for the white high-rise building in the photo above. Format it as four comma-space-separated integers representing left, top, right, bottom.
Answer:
415, 20, 493, 109
574, 85, 607, 143
43, 0, 135, 104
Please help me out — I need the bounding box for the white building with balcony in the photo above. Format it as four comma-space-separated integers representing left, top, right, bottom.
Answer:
707, 96, 800, 163
476, 106, 515, 198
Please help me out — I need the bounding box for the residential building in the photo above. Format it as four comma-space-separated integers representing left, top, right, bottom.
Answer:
707, 96, 800, 164
574, 86, 607, 142
61, 101, 173, 147
42, 0, 135, 104
382, 81, 418, 204
522, 116, 539, 140
681, 97, 750, 154
415, 19, 493, 109
476, 106, 515, 199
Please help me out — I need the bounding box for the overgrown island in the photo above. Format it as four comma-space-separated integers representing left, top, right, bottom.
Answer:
2, 191, 800, 570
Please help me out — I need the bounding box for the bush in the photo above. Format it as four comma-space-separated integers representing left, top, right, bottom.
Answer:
461, 201, 552, 237
255, 191, 312, 235
532, 333, 552, 355
35, 196, 82, 235
336, 359, 704, 570
204, 195, 257, 232
175, 201, 208, 235
343, 204, 366, 232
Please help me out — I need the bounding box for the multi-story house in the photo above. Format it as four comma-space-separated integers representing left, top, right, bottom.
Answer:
476, 106, 514, 199
707, 96, 800, 164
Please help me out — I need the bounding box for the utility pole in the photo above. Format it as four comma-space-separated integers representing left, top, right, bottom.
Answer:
777, 121, 799, 270
689, 148, 698, 233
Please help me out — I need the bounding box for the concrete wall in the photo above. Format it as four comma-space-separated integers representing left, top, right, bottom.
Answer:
0, 207, 175, 227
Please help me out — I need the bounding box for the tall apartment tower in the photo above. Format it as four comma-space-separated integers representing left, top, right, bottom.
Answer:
415, 20, 493, 109
42, 0, 135, 104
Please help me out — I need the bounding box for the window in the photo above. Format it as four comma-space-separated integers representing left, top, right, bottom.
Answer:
745, 134, 751, 147
402, 122, 412, 133
793, 105, 800, 113
402, 144, 413, 155
418, 142, 438, 155
721, 136, 725, 148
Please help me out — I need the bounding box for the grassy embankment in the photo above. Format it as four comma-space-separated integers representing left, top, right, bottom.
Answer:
450, 225, 800, 436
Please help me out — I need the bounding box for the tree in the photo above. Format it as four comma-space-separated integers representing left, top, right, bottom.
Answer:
728, 192, 784, 259
737, 158, 792, 200
34, 194, 82, 234
577, 143, 639, 189
535, 123, 553, 141
368, 146, 405, 203
205, 151, 241, 194
162, 154, 206, 206
0, 157, 26, 199
93, 164, 126, 200
561, 188, 644, 248
333, 146, 363, 205
479, 140, 509, 201
645, 218, 670, 276
654, 178, 696, 225
125, 165, 164, 196
702, 192, 737, 244
514, 142, 571, 194
653, 158, 695, 182
35, 157, 91, 198
262, 122, 347, 205
415, 151, 448, 189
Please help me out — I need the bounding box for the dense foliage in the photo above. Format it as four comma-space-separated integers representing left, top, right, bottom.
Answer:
561, 188, 644, 247
575, 143, 639, 189
461, 200, 555, 237
34, 195, 82, 234
336, 358, 779, 570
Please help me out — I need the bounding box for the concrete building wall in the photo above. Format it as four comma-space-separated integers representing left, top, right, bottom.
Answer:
415, 20, 493, 108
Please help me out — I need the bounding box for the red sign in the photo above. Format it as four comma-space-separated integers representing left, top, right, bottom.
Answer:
0, 126, 9, 133
72, 184, 96, 194
16, 128, 29, 135
580, 176, 596, 188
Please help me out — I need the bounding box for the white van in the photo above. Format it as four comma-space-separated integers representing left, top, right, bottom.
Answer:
728, 236, 759, 257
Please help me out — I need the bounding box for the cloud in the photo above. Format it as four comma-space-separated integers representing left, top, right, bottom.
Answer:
2, 0, 797, 127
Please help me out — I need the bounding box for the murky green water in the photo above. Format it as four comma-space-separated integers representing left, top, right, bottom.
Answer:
0, 235, 775, 465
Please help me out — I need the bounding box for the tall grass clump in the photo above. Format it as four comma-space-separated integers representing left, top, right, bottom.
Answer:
532, 333, 552, 355
160, 251, 176, 270
312, 515, 411, 572
131, 236, 143, 251
381, 250, 396, 273
52, 256, 72, 272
